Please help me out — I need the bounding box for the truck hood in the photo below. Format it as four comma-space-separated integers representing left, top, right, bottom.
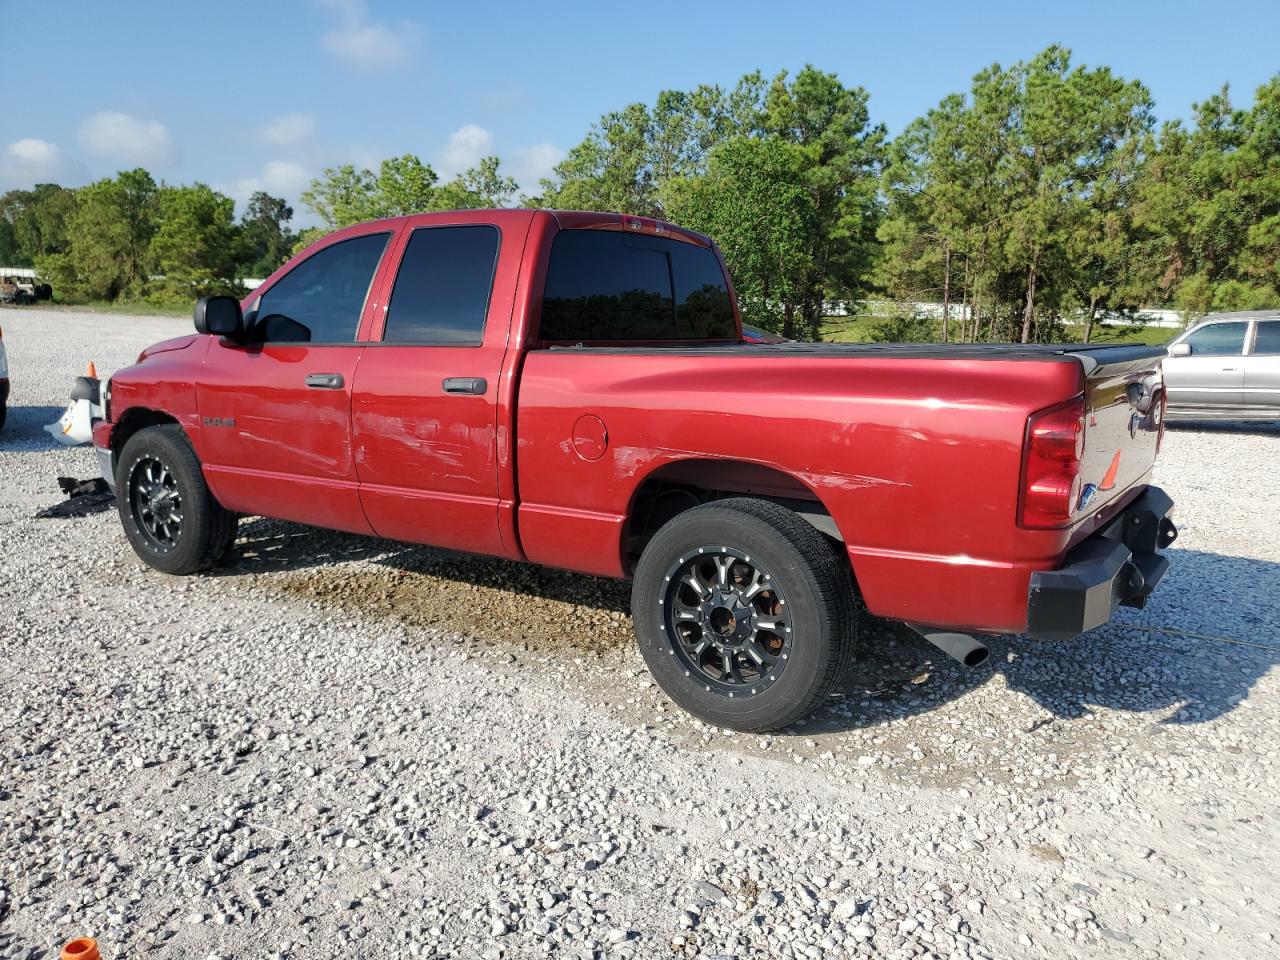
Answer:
138, 334, 199, 361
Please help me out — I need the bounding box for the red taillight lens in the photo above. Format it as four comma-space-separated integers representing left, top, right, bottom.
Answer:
1020, 396, 1086, 528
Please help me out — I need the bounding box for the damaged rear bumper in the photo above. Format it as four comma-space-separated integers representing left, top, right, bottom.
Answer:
1026, 486, 1177, 641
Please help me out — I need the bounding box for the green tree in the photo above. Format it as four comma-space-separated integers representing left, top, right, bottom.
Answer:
879, 47, 1153, 342
149, 183, 241, 303
238, 191, 295, 277
664, 136, 814, 335
433, 156, 519, 210
761, 66, 885, 339
300, 163, 378, 228
0, 214, 15, 264
39, 169, 158, 301
1134, 75, 1280, 316
0, 183, 78, 265
539, 75, 765, 215
300, 154, 521, 238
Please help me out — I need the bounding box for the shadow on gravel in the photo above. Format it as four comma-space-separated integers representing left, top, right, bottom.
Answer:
809, 547, 1279, 733
218, 519, 1278, 733
0, 404, 64, 450
224, 517, 631, 612
1166, 420, 1280, 437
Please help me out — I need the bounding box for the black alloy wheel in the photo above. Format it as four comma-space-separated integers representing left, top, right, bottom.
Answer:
128, 455, 184, 552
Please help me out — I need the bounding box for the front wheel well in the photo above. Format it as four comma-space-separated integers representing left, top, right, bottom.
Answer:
110, 408, 181, 457
624, 460, 844, 571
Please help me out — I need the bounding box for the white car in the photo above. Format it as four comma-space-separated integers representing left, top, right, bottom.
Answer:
1163, 310, 1280, 421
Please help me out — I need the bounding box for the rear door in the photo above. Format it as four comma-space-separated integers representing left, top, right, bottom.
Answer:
1164, 320, 1248, 409
351, 218, 524, 557
197, 229, 393, 534
1244, 319, 1280, 413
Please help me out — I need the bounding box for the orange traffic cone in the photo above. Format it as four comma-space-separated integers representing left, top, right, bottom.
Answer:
86, 361, 97, 379
61, 938, 100, 960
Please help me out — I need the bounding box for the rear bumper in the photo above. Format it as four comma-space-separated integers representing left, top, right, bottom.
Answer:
1026, 486, 1176, 641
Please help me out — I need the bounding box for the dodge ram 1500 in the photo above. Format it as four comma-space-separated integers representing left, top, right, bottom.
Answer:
92, 209, 1176, 731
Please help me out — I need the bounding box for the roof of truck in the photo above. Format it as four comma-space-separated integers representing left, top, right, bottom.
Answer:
1198, 310, 1280, 322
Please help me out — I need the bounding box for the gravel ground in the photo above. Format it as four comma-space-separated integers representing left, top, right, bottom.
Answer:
2, 306, 1278, 960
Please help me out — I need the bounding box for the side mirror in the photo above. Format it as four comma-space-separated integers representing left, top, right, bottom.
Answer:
1167, 342, 1192, 357
194, 296, 244, 338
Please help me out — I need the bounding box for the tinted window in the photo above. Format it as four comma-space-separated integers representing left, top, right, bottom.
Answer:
383, 226, 500, 344
1252, 321, 1280, 355
254, 233, 389, 343
1184, 321, 1247, 357
540, 230, 735, 342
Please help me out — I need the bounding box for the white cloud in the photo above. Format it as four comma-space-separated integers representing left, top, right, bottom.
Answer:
261, 113, 315, 146
219, 162, 311, 211
1, 138, 61, 177
78, 111, 176, 166
261, 160, 310, 196
0, 138, 84, 190
321, 0, 417, 70
438, 124, 494, 177
510, 143, 564, 192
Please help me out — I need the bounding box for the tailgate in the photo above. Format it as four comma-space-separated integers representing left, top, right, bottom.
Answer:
1074, 346, 1166, 522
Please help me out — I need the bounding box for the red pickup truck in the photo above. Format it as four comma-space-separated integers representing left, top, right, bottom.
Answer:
92, 209, 1176, 731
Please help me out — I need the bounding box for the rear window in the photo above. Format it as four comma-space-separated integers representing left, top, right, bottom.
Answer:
539, 230, 735, 342
1253, 320, 1280, 355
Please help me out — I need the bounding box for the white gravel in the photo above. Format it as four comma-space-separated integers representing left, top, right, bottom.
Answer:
2, 306, 1278, 960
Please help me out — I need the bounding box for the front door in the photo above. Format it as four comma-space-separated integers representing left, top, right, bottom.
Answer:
1164, 320, 1248, 410
197, 229, 394, 534
352, 220, 518, 557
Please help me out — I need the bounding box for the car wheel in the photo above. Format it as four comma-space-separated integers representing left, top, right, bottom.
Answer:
631, 497, 858, 732
115, 424, 237, 575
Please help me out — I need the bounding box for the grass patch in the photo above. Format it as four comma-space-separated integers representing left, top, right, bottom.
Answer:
28, 300, 188, 318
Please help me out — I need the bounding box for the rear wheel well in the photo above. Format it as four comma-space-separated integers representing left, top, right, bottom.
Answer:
624, 460, 844, 570
111, 408, 181, 457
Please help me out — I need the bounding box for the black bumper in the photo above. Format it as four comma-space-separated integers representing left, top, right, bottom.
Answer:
1026, 486, 1177, 641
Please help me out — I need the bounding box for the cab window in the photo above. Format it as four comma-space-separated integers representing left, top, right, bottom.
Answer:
382, 226, 500, 344
254, 233, 390, 343
1183, 322, 1247, 357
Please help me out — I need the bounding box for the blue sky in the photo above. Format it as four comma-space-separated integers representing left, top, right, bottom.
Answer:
2, 0, 1277, 225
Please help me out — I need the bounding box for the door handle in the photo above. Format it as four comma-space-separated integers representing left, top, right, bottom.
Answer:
1221, 367, 1238, 372
442, 377, 488, 395
305, 373, 344, 389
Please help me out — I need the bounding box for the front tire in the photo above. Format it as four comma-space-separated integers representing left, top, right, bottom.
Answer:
632, 498, 857, 732
115, 425, 237, 575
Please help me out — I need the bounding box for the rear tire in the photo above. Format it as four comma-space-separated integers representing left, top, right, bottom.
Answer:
115, 425, 237, 575
632, 498, 857, 732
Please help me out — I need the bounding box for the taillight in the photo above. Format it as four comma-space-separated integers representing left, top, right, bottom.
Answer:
1019, 396, 1086, 528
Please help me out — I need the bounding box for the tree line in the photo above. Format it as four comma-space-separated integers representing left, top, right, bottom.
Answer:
2, 45, 1276, 339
